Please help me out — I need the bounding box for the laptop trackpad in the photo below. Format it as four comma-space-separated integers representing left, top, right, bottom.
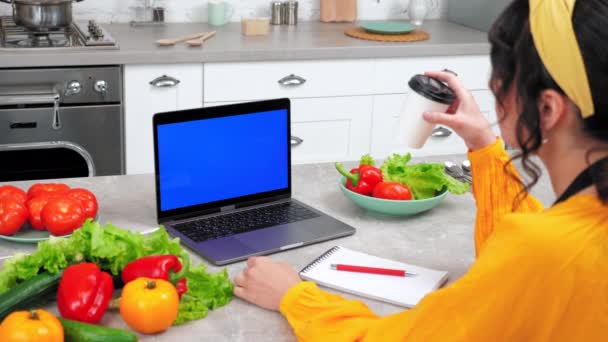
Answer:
198, 236, 258, 263
234, 223, 313, 253
198, 221, 318, 263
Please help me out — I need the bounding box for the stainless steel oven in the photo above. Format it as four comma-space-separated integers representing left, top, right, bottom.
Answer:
0, 66, 124, 181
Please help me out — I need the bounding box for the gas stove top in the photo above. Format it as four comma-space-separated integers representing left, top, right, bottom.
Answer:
0, 17, 118, 50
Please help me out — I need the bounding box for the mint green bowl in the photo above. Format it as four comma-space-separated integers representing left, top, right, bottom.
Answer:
339, 178, 448, 216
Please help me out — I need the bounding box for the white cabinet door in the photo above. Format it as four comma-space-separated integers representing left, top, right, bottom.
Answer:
371, 90, 496, 157
204, 96, 374, 164
290, 97, 373, 164
124, 64, 203, 174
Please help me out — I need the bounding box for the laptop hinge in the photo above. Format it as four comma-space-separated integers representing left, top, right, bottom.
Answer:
220, 205, 236, 212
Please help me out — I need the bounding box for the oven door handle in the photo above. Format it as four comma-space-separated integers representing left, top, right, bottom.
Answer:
0, 141, 96, 177
0, 92, 59, 106
0, 92, 62, 130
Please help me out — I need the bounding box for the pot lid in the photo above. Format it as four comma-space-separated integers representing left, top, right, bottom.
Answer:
13, 0, 74, 4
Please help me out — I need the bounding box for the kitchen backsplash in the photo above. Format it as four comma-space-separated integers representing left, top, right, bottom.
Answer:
0, 0, 447, 23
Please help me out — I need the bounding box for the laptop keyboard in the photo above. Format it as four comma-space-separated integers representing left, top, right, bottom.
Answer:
172, 202, 321, 242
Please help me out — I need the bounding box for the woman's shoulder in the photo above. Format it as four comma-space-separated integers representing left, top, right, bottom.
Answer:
486, 198, 607, 262
499, 194, 605, 230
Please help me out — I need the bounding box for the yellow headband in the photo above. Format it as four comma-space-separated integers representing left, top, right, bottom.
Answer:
530, 0, 595, 118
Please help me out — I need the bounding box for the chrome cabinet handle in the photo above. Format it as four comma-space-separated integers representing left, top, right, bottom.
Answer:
431, 126, 452, 138
291, 136, 304, 146
278, 74, 307, 87
149, 75, 181, 88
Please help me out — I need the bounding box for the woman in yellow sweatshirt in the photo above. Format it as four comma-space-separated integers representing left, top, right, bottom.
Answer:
233, 0, 608, 340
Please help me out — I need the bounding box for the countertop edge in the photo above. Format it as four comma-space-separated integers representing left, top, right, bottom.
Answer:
0, 20, 490, 68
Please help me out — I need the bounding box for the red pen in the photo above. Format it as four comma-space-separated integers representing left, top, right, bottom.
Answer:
330, 264, 417, 277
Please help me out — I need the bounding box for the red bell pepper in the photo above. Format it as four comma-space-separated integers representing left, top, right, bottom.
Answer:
57, 263, 114, 324
121, 254, 190, 297
335, 157, 383, 196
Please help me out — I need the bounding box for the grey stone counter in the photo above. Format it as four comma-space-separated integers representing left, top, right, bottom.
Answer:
0, 20, 489, 68
0, 156, 554, 341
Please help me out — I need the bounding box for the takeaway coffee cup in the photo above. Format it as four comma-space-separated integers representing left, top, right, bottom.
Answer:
398, 74, 456, 148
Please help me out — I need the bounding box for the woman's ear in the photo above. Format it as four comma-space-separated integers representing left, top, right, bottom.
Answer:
537, 89, 568, 136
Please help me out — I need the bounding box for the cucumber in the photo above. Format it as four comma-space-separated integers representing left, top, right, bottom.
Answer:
60, 318, 138, 342
0, 272, 62, 321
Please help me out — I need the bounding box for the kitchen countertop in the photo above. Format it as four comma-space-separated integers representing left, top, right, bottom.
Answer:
0, 156, 554, 341
0, 20, 490, 68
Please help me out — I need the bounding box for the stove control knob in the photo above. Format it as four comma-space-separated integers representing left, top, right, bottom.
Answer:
94, 80, 108, 97
65, 81, 82, 97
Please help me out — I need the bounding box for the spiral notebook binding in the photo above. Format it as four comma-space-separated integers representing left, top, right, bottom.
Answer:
300, 246, 342, 274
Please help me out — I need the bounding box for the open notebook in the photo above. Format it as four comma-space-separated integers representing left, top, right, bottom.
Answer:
300, 246, 449, 308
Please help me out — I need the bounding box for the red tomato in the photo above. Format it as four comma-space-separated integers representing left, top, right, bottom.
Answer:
0, 185, 27, 204
27, 183, 70, 200
26, 194, 55, 230
66, 188, 98, 219
372, 182, 413, 201
0, 197, 29, 235
41, 197, 85, 236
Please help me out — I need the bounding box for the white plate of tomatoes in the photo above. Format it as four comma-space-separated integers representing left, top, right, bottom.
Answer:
0, 183, 99, 243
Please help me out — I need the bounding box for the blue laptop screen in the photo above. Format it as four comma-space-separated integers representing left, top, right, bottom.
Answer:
157, 109, 289, 211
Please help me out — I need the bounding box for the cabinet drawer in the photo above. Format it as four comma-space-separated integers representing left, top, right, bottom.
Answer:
125, 64, 203, 175
371, 91, 495, 157
205, 96, 374, 164
373, 55, 492, 94
203, 60, 376, 102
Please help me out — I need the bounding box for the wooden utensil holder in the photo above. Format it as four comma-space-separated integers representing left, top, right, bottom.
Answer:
320, 0, 357, 22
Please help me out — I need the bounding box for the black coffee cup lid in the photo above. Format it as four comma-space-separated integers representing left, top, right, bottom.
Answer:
408, 75, 456, 105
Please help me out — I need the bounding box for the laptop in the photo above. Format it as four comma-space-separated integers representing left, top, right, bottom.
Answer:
153, 98, 356, 265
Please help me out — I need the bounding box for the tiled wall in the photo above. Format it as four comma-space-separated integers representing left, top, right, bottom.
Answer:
0, 0, 448, 23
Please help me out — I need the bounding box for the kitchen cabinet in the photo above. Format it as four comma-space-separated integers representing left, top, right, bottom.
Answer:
290, 97, 373, 163
124, 64, 203, 174
371, 90, 497, 157
204, 97, 374, 164
202, 55, 494, 164
120, 56, 494, 171
204, 60, 377, 164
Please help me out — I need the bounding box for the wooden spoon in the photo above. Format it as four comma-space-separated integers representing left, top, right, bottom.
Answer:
156, 32, 210, 46
186, 31, 217, 47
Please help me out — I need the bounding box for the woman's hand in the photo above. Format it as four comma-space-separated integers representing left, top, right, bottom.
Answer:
234, 256, 302, 311
422, 71, 497, 151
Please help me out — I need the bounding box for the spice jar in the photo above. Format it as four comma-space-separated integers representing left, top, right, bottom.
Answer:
282, 1, 298, 25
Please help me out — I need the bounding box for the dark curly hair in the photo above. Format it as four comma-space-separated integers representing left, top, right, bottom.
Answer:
488, 0, 608, 205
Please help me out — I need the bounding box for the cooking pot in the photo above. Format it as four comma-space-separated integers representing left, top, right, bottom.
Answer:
0, 0, 84, 31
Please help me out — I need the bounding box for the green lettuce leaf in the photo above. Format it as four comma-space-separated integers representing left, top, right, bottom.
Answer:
381, 153, 469, 199
0, 221, 233, 325
174, 266, 233, 325
174, 295, 209, 325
